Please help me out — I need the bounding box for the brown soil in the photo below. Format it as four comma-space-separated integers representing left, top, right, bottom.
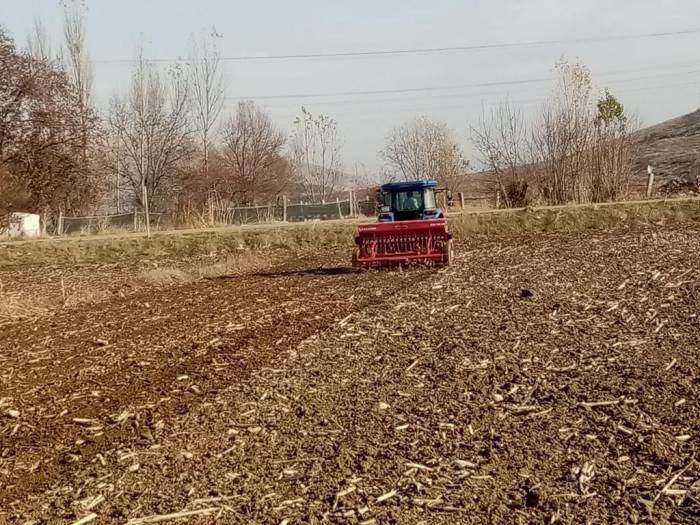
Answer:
1, 230, 698, 524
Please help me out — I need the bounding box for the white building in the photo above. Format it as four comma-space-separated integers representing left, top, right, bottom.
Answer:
2, 212, 41, 238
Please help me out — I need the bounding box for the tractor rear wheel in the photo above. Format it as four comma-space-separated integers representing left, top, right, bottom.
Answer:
351, 247, 360, 268
442, 239, 454, 266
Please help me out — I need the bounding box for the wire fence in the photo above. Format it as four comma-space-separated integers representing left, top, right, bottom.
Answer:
55, 191, 497, 235
213, 199, 354, 225
59, 211, 165, 235
57, 197, 366, 235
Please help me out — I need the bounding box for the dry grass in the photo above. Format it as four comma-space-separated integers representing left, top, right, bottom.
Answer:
451, 199, 700, 236
0, 276, 117, 326
0, 280, 50, 326
2, 200, 699, 270
0, 223, 355, 268
137, 268, 190, 286
137, 252, 267, 286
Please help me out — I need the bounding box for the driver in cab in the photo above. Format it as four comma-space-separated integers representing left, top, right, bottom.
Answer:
404, 191, 420, 211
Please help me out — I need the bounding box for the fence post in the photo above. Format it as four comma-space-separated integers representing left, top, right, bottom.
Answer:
349, 190, 355, 217
459, 192, 465, 209
283, 195, 288, 222
337, 197, 343, 219
57, 209, 63, 236
646, 165, 655, 199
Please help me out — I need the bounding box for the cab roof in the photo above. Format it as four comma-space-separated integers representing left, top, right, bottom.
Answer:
381, 179, 438, 192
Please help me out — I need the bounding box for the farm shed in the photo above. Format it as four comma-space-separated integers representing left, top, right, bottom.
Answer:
2, 212, 41, 238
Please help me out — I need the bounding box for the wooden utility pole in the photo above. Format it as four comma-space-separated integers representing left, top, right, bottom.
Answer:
459, 192, 465, 209
282, 195, 288, 222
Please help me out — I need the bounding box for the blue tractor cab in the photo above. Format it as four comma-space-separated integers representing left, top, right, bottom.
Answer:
377, 179, 445, 222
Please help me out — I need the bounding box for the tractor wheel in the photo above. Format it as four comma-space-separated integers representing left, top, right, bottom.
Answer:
442, 239, 454, 266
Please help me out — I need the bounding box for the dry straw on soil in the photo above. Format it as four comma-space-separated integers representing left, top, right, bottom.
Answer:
2, 224, 698, 523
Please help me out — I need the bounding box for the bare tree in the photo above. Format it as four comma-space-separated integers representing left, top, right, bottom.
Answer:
26, 17, 53, 62
291, 107, 343, 201
531, 60, 634, 204
61, 0, 95, 202
473, 60, 635, 207
188, 31, 225, 179
62, 1, 93, 118
381, 116, 467, 188
221, 101, 288, 204
472, 102, 530, 207
109, 50, 192, 212
530, 60, 593, 204
350, 162, 379, 189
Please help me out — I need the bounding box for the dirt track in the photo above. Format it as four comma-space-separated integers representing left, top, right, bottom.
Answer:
1, 230, 699, 524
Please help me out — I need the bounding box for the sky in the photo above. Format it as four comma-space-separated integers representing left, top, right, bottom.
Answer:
3, 0, 700, 175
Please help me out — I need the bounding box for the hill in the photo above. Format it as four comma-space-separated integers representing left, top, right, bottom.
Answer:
634, 109, 700, 189
457, 109, 700, 199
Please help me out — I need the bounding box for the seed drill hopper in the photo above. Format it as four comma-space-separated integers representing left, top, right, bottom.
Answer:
352, 180, 454, 268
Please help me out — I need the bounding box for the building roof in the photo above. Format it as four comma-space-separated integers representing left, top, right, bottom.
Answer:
381, 180, 438, 192
10, 212, 40, 220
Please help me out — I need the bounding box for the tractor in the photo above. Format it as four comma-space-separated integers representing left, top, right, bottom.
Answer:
352, 179, 454, 268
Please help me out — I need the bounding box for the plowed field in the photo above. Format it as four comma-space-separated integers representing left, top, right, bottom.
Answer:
1, 228, 698, 524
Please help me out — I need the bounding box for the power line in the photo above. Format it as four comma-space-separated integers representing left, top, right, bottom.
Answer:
92, 28, 700, 64
225, 67, 700, 101
253, 73, 700, 110
228, 78, 552, 100
227, 61, 700, 108
234, 77, 700, 121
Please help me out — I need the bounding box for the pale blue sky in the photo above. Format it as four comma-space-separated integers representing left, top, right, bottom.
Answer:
4, 0, 700, 172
